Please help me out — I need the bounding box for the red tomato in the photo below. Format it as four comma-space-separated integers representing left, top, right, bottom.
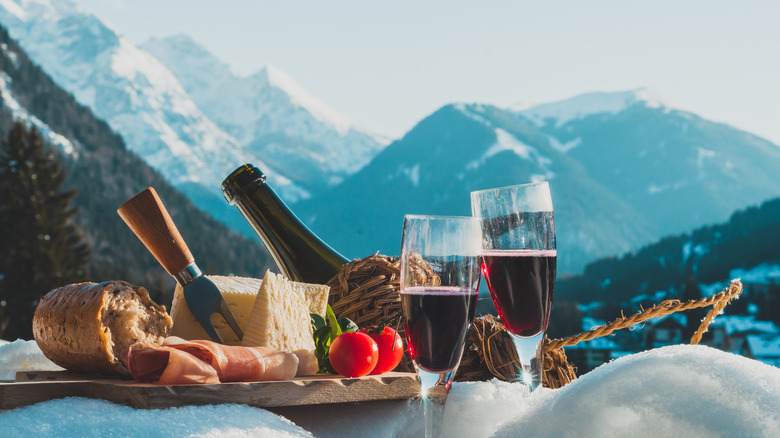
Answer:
329, 332, 379, 377
360, 326, 404, 375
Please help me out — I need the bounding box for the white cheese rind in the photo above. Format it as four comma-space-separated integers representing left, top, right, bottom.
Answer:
242, 270, 329, 376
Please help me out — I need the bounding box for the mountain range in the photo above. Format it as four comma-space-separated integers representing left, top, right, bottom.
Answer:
2, 0, 780, 275
0, 0, 386, 233
295, 96, 780, 273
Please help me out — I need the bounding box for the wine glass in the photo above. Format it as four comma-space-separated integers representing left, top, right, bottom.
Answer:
400, 215, 481, 438
470, 181, 556, 391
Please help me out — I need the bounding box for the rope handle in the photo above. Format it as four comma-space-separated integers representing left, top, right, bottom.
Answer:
544, 279, 743, 352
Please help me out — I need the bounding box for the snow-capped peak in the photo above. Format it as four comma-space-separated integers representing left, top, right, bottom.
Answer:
5, 0, 82, 21
263, 64, 354, 136
143, 34, 238, 83
0, 0, 28, 21
517, 88, 671, 127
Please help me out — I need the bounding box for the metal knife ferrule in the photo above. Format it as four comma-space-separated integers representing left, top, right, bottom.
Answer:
174, 262, 202, 286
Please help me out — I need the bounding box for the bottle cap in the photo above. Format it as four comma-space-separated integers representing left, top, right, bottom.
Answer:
222, 164, 266, 205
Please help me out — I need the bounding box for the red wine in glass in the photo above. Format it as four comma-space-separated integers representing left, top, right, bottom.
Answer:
481, 249, 556, 337
401, 286, 479, 372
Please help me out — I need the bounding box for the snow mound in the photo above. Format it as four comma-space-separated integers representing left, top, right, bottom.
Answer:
0, 339, 63, 380
485, 345, 780, 438
1, 398, 312, 437
1, 342, 778, 437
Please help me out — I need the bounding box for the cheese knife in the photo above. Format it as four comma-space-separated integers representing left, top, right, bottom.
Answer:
117, 187, 243, 344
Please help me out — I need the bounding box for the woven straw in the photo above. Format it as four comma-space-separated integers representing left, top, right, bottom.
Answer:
326, 254, 743, 389
327, 254, 403, 329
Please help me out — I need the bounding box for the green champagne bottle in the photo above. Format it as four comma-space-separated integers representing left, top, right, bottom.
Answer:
222, 164, 349, 284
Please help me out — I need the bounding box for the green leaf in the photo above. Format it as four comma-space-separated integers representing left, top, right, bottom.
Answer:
311, 313, 326, 333
326, 304, 342, 339
337, 317, 359, 333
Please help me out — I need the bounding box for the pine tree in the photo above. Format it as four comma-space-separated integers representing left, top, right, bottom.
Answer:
0, 121, 90, 340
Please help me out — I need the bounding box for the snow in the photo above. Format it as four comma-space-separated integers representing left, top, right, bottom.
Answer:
403, 163, 420, 186
0, 72, 78, 157
566, 336, 621, 350
488, 128, 534, 160
547, 135, 581, 153
466, 128, 554, 181
454, 103, 493, 126
0, 0, 27, 21
646, 179, 688, 195
139, 34, 388, 182
2, 341, 778, 437
746, 335, 780, 367
682, 241, 709, 265
518, 89, 669, 128
581, 316, 606, 330
730, 263, 780, 285
2, 398, 313, 437
0, 340, 63, 380
709, 315, 779, 336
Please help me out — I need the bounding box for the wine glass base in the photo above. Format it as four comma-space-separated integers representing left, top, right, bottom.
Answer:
414, 366, 456, 438
508, 332, 544, 391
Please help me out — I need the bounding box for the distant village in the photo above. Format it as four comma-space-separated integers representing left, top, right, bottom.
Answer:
567, 279, 780, 373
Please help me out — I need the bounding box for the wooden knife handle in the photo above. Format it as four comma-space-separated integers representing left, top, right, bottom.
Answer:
117, 187, 194, 276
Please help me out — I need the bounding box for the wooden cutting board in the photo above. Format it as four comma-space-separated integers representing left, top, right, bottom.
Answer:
0, 371, 420, 411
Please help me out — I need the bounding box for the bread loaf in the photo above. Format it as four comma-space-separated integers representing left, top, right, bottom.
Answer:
32, 281, 172, 376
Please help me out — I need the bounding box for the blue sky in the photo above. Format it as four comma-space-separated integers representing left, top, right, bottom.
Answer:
76, 0, 780, 144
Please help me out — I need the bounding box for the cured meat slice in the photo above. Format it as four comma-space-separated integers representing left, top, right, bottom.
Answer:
163, 336, 299, 382
121, 337, 300, 384
121, 343, 220, 384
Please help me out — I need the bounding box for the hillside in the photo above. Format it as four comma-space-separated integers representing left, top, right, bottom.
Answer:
520, 91, 780, 237
294, 93, 780, 274
557, 196, 780, 326
0, 25, 274, 309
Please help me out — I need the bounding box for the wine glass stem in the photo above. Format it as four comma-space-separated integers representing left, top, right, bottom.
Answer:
509, 332, 544, 391
416, 367, 456, 438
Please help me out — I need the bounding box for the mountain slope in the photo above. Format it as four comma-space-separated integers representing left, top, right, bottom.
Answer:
140, 34, 388, 189
0, 0, 271, 230
0, 24, 273, 307
557, 195, 780, 322
0, 0, 387, 236
295, 92, 780, 274
295, 104, 657, 274
517, 89, 780, 237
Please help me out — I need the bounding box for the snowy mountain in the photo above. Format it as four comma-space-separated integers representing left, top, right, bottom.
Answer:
295, 103, 658, 274
0, 25, 273, 311
0, 1, 252, 203
516, 89, 780, 237
141, 34, 388, 189
0, 0, 386, 234
516, 89, 669, 127
295, 93, 780, 273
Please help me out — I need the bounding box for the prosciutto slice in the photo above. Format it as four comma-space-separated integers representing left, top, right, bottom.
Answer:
162, 336, 299, 382
121, 337, 299, 385
121, 343, 220, 384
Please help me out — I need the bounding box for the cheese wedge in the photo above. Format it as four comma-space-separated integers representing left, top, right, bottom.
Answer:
170, 275, 261, 346
242, 270, 330, 376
